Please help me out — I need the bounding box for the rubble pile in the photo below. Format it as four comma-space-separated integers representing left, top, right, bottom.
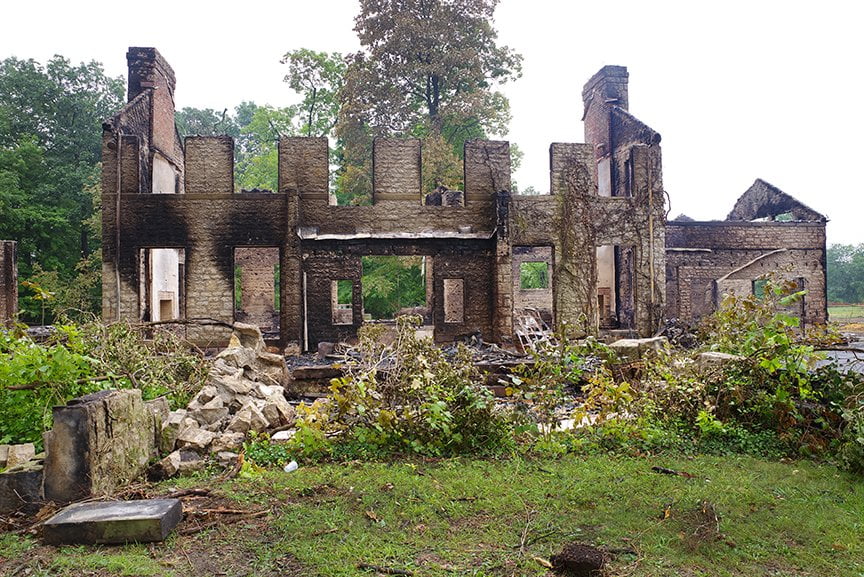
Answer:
155, 324, 295, 476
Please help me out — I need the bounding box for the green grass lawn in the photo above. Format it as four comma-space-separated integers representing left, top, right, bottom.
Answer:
3, 454, 862, 577
829, 304, 864, 321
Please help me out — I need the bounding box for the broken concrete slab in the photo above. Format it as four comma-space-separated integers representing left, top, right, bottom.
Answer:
42, 499, 183, 545
0, 445, 8, 468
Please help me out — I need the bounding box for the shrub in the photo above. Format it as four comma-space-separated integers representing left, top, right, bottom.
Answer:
292, 315, 513, 459
0, 320, 207, 449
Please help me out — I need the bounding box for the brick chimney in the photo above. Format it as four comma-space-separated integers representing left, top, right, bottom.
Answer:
582, 65, 629, 115
126, 47, 176, 104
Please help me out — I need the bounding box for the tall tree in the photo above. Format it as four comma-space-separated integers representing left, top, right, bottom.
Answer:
336, 0, 521, 200
345, 0, 521, 135
0, 56, 123, 320
281, 49, 345, 137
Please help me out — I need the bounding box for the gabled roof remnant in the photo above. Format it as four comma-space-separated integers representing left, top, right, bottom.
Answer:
726, 179, 826, 223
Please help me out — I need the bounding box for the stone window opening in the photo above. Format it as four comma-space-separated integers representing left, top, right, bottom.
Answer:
513, 246, 554, 328
139, 248, 185, 323
360, 256, 430, 322
331, 280, 354, 325
234, 247, 280, 338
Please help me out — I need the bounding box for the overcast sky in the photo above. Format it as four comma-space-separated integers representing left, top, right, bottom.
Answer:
3, 0, 861, 244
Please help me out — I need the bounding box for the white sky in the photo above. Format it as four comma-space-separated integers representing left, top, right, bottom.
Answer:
3, 0, 862, 244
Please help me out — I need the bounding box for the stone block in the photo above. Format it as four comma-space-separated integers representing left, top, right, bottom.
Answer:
609, 336, 668, 363
696, 351, 744, 371
176, 427, 216, 452
191, 397, 229, 426
0, 445, 7, 468
226, 402, 270, 434
0, 461, 43, 514
42, 499, 183, 545
5, 443, 35, 469
160, 409, 187, 454
43, 389, 159, 503
211, 432, 246, 453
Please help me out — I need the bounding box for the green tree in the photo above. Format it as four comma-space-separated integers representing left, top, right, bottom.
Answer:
0, 56, 124, 321
336, 0, 522, 201
281, 49, 345, 137
361, 256, 426, 319
346, 0, 520, 134
827, 243, 864, 303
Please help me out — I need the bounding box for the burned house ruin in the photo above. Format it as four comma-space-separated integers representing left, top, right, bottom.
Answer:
100, 48, 827, 350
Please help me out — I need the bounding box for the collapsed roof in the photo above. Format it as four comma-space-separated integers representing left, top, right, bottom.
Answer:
726, 179, 826, 222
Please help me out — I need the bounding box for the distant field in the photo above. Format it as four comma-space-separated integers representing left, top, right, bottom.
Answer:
829, 304, 864, 321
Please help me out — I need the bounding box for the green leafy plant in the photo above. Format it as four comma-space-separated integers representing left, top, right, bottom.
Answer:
296, 315, 512, 459
243, 432, 293, 468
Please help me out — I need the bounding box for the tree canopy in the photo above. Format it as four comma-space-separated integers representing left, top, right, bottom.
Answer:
0, 56, 124, 320
335, 0, 522, 201
827, 244, 864, 304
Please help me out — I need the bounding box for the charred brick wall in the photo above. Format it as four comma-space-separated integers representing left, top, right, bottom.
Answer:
666, 221, 827, 326
301, 239, 494, 347
508, 140, 665, 337
298, 140, 505, 236
185, 136, 234, 194
126, 47, 184, 190
110, 193, 290, 344
0, 241, 17, 324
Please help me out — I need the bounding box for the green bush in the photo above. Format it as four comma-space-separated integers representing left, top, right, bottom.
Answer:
291, 315, 513, 460
0, 325, 102, 447
0, 320, 207, 449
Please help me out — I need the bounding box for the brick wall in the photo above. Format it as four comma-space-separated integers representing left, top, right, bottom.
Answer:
666, 221, 827, 326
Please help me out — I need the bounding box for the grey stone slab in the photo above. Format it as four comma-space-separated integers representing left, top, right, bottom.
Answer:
42, 499, 183, 545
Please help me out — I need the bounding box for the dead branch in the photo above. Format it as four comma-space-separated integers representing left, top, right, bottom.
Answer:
166, 488, 211, 499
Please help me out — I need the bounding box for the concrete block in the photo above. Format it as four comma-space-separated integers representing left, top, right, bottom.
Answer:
42, 499, 183, 545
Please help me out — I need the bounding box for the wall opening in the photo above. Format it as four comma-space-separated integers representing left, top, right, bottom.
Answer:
613, 245, 637, 329
139, 248, 185, 322
597, 245, 617, 328
361, 255, 429, 321
331, 280, 354, 325
443, 278, 464, 324
234, 247, 280, 338
513, 246, 554, 327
